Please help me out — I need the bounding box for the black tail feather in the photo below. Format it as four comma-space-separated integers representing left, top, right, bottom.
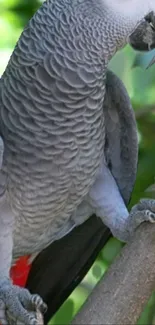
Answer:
26, 215, 111, 324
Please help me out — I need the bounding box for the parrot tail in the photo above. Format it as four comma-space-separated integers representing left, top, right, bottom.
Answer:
25, 215, 111, 324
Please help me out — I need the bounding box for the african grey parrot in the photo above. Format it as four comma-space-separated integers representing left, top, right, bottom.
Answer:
1, 0, 155, 324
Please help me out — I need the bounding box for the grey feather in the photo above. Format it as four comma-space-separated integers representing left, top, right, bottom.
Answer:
104, 70, 138, 205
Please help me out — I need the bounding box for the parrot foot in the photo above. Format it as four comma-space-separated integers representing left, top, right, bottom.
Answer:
0, 278, 47, 324
128, 198, 155, 237
111, 199, 155, 243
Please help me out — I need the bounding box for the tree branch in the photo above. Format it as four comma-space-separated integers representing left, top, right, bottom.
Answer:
135, 105, 155, 119
72, 222, 155, 325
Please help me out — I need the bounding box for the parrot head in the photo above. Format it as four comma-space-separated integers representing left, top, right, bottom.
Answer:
104, 0, 155, 65
102, 0, 155, 58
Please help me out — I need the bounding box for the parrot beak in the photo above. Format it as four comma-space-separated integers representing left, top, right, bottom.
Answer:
146, 55, 155, 69
128, 11, 155, 69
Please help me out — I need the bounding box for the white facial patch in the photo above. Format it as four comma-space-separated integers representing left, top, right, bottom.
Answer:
103, 0, 155, 24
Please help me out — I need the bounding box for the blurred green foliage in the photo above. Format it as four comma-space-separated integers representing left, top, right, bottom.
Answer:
1, 0, 155, 324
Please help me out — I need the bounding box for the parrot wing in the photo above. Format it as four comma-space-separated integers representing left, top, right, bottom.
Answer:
104, 70, 138, 205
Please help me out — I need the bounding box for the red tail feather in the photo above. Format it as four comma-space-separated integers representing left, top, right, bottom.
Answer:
10, 256, 31, 287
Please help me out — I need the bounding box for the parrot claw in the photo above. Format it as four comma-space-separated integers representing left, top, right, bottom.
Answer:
0, 279, 47, 325
111, 199, 155, 243
128, 198, 155, 237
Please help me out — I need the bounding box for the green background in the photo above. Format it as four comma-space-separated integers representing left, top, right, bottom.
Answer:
1, 0, 155, 323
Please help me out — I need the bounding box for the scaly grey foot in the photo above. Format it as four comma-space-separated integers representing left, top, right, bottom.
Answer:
0, 278, 47, 325
127, 198, 155, 239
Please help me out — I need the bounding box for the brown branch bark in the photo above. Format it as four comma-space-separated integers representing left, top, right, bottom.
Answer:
135, 105, 155, 118
72, 222, 155, 325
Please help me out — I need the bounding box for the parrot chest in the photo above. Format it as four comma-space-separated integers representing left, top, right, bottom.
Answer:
0, 27, 106, 256
5, 106, 105, 258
